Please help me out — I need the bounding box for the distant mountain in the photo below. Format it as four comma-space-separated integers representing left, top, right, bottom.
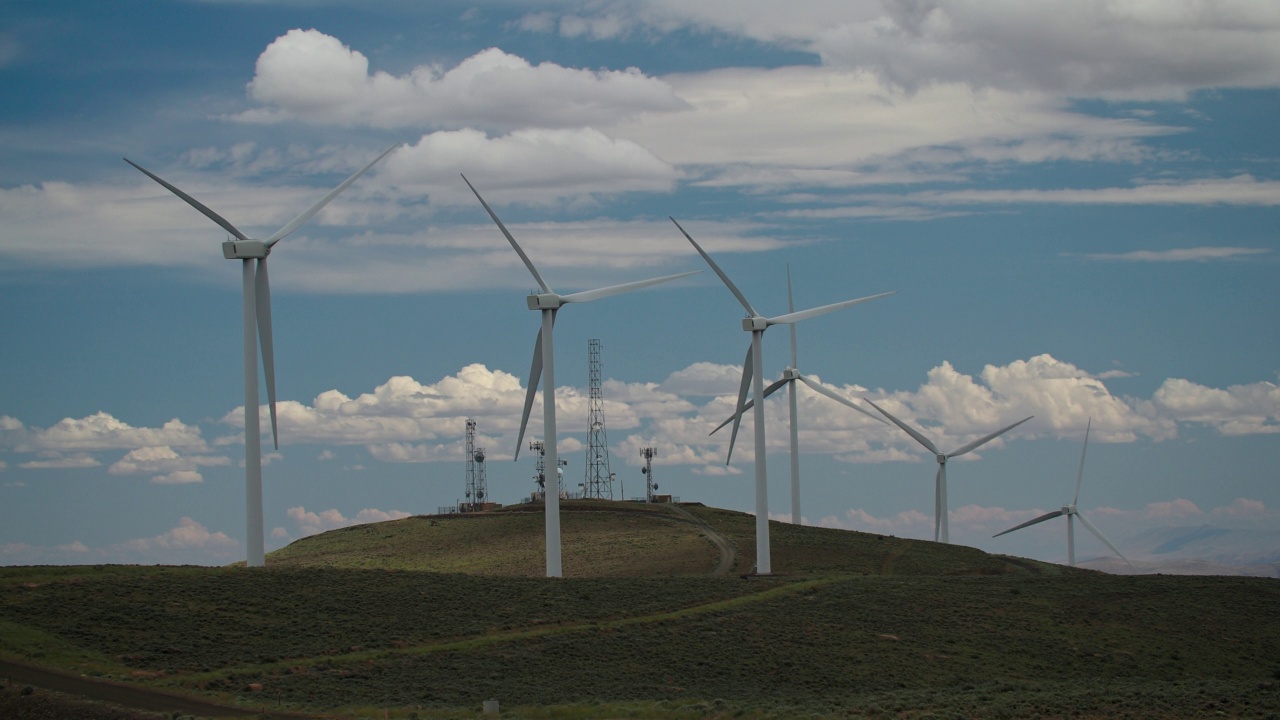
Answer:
1079, 524, 1280, 577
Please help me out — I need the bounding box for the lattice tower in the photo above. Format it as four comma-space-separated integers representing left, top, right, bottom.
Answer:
583, 339, 613, 499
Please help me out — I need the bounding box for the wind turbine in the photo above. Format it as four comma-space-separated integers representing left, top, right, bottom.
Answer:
709, 264, 887, 524
464, 176, 698, 578
672, 218, 894, 573
993, 418, 1135, 570
125, 143, 400, 567
865, 399, 1032, 544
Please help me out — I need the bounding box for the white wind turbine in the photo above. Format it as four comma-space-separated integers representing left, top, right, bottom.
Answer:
125, 144, 400, 567
865, 399, 1032, 544
464, 176, 698, 578
993, 418, 1135, 570
709, 264, 887, 524
672, 218, 894, 574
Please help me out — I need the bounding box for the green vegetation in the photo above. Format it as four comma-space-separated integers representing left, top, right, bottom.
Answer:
1, 503, 1277, 719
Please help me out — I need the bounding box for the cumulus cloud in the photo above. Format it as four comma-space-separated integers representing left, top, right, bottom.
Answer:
0, 413, 234, 481
284, 505, 412, 538
236, 31, 687, 130
107, 445, 230, 484
381, 128, 681, 204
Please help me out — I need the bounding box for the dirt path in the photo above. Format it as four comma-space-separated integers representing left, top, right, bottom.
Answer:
0, 659, 315, 718
665, 504, 738, 575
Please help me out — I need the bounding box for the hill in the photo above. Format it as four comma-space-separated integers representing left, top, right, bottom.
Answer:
1, 501, 1277, 719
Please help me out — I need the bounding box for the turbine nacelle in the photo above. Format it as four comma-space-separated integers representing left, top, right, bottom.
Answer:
742, 316, 769, 332
222, 241, 270, 260
937, 453, 948, 465
527, 293, 564, 311
1063, 504, 1077, 515
781, 367, 800, 381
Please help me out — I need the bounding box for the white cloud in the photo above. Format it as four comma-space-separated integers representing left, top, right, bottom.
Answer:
1076, 247, 1272, 262
1151, 377, 1280, 435
236, 31, 687, 130
0, 517, 240, 566
381, 128, 681, 204
14, 412, 208, 453
284, 505, 412, 538
528, 1, 1280, 99
17, 455, 101, 470
600, 65, 1173, 182
107, 445, 230, 483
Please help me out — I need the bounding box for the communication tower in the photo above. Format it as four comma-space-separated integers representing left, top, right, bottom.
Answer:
529, 439, 568, 499
640, 446, 658, 503
583, 339, 613, 499
464, 419, 488, 511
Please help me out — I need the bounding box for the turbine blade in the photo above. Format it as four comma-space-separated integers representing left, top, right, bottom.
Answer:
514, 327, 544, 460
264, 142, 401, 246
724, 345, 753, 464
124, 159, 248, 241
710, 377, 789, 436
786, 264, 797, 368
993, 509, 1064, 538
766, 291, 896, 326
670, 217, 756, 316
948, 415, 1034, 458
559, 270, 700, 304
1077, 512, 1136, 571
462, 174, 551, 294
864, 398, 940, 455
1074, 417, 1092, 506
255, 258, 279, 450
796, 374, 885, 423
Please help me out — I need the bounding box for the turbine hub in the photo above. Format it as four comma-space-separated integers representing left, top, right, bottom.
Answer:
936, 454, 947, 464
782, 367, 800, 381
222, 241, 269, 259
742, 316, 769, 332
1063, 504, 1077, 515
527, 293, 563, 310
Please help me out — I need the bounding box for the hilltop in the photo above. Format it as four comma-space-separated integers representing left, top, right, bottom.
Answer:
267, 500, 1064, 578
1, 501, 1277, 719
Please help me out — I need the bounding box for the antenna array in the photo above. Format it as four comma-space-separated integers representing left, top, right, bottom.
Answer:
464, 418, 487, 511
640, 446, 658, 503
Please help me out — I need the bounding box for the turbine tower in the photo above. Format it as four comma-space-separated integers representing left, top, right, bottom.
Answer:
583, 339, 613, 500
865, 399, 1033, 544
464, 176, 697, 578
640, 446, 658, 502
125, 143, 399, 567
464, 419, 487, 511
672, 218, 894, 574
710, 265, 887, 524
993, 419, 1134, 570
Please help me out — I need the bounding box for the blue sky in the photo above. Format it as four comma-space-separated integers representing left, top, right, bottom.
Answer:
2, 0, 1277, 570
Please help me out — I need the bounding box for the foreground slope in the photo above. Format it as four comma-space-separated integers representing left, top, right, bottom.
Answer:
1, 502, 1277, 719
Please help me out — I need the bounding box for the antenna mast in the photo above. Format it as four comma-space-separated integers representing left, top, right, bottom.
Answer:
463, 419, 488, 511
583, 338, 613, 499
640, 446, 658, 503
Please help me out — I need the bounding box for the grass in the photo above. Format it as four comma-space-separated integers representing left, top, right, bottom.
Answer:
1, 502, 1277, 719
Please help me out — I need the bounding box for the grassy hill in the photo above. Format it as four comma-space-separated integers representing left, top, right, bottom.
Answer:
1, 501, 1278, 719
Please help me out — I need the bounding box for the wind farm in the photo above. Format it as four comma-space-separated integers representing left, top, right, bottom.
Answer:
4, 4, 1280, 718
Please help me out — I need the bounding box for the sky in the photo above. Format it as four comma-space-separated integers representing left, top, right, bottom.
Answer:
2, 0, 1278, 571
